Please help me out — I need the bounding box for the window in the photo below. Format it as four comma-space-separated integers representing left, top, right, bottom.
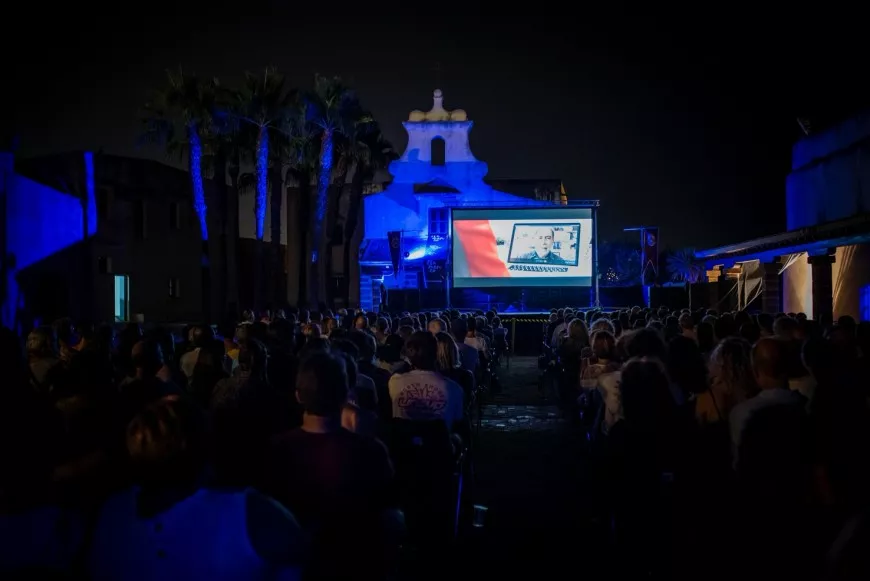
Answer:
113, 275, 129, 322
430, 137, 445, 166
133, 199, 147, 239
168, 278, 181, 298
169, 202, 181, 230
428, 207, 450, 238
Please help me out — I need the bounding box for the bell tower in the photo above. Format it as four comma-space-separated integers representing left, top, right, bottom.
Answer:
388, 90, 488, 188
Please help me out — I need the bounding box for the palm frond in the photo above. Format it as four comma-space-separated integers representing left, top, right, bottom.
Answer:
666, 249, 704, 284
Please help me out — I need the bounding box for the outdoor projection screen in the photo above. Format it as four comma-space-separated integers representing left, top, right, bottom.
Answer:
451, 207, 594, 288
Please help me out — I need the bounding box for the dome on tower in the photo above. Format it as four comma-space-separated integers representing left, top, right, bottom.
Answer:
407, 89, 469, 122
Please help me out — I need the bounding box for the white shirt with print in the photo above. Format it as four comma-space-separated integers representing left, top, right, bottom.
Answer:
388, 369, 464, 427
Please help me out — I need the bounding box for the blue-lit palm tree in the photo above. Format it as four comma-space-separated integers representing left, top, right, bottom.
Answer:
235, 67, 291, 242
141, 67, 216, 319
304, 75, 370, 304
234, 68, 291, 306
141, 68, 214, 243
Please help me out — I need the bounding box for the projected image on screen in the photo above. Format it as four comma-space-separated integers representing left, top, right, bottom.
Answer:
451, 207, 594, 288
508, 223, 580, 266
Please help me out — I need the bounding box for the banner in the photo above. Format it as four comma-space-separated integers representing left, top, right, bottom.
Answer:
641, 227, 659, 286
387, 231, 402, 275
424, 258, 446, 282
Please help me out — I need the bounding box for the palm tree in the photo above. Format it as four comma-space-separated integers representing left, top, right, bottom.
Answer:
235, 67, 290, 242
666, 248, 704, 309
234, 67, 291, 307
342, 128, 397, 305
304, 74, 370, 305
141, 67, 216, 320
283, 106, 320, 307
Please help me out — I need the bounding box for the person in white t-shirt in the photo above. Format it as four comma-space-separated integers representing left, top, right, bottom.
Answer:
388, 331, 465, 430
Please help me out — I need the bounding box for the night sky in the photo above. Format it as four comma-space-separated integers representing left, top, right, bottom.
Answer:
6, 3, 867, 250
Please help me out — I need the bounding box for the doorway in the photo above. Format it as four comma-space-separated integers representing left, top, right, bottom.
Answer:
113, 275, 129, 322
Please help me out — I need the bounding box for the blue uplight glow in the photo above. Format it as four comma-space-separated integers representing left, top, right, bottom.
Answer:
255, 128, 268, 240
2, 152, 97, 330
188, 127, 208, 241
313, 130, 334, 264
860, 284, 870, 322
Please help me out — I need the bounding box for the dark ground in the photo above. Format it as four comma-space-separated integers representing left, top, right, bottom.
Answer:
462, 356, 610, 576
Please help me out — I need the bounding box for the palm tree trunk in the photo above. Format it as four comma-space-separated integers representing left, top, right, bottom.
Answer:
269, 165, 284, 308
188, 125, 210, 322
226, 155, 240, 316
213, 148, 229, 323
343, 168, 365, 307
254, 127, 269, 307
325, 165, 348, 307
297, 174, 312, 307
313, 129, 333, 308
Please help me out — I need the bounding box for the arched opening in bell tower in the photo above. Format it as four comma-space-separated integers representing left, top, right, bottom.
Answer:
430, 136, 445, 166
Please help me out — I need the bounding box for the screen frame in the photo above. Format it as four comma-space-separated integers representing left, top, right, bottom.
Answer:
449, 205, 598, 289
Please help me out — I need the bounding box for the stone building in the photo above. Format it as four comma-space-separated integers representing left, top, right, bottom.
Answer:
697, 111, 870, 321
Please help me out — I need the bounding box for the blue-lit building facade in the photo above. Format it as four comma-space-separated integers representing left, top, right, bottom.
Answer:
697, 111, 870, 321
2, 151, 208, 332
356, 90, 566, 310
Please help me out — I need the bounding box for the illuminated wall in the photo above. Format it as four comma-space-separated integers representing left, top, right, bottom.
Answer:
782, 252, 812, 318
1, 152, 96, 330
364, 91, 546, 242
787, 111, 870, 230
782, 244, 870, 320
832, 244, 870, 320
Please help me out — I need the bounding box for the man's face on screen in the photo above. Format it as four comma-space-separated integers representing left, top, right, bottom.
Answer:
533, 229, 553, 257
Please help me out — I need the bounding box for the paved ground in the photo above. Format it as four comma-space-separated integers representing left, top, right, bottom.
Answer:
462, 356, 610, 576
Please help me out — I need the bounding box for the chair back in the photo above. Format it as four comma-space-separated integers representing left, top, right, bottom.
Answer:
387, 418, 455, 540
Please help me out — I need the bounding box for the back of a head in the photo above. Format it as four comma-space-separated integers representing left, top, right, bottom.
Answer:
678, 313, 694, 330
773, 315, 798, 339
467, 317, 477, 333
428, 317, 447, 334
751, 337, 788, 386
132, 339, 163, 372
619, 357, 674, 424
624, 327, 667, 359
296, 351, 348, 416
379, 334, 404, 363
331, 338, 361, 363
26, 326, 57, 359
590, 329, 615, 360
434, 331, 459, 370
127, 397, 206, 488
348, 330, 376, 361
450, 318, 468, 341
190, 324, 214, 347
406, 331, 438, 371
238, 338, 267, 373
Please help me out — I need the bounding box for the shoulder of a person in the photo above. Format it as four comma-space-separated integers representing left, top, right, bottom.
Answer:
271, 427, 305, 448
244, 488, 306, 564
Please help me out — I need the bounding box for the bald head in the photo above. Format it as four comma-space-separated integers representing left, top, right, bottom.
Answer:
751, 337, 788, 389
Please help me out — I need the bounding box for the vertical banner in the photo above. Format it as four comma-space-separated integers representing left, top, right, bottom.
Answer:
387, 231, 402, 276
641, 227, 659, 286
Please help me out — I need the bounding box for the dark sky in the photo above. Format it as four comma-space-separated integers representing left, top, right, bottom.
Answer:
7, 3, 868, 249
